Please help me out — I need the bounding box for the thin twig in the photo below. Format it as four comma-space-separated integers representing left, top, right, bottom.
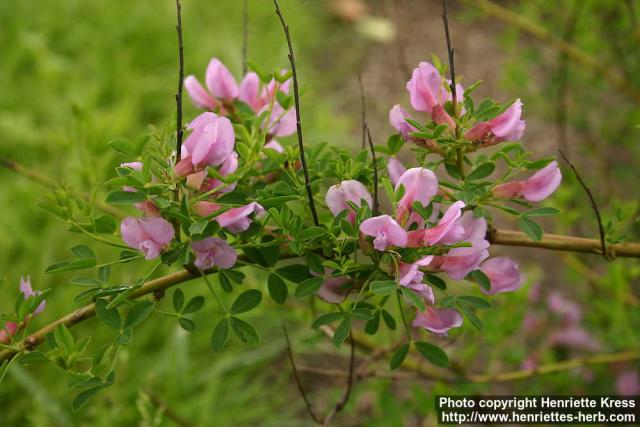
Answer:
558, 149, 609, 259
282, 324, 323, 424
273, 0, 320, 226
441, 0, 458, 115
365, 127, 379, 216
242, 0, 249, 75
322, 331, 355, 426
174, 0, 185, 242
357, 74, 367, 150
143, 389, 195, 427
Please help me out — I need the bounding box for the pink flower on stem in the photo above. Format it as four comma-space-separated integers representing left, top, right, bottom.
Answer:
413, 306, 463, 336
201, 151, 239, 195
121, 216, 175, 260
359, 215, 408, 251
406, 62, 461, 128
184, 75, 219, 110
407, 201, 465, 246
389, 105, 418, 141
436, 239, 490, 280
215, 202, 264, 233
398, 256, 435, 304
395, 167, 439, 223
455, 211, 487, 242
261, 102, 296, 138
175, 112, 236, 177
20, 276, 46, 315
205, 58, 239, 102
479, 257, 523, 295
465, 99, 525, 145
264, 140, 284, 153
492, 161, 562, 202
191, 237, 237, 270
0, 322, 18, 345
238, 72, 263, 111
387, 157, 407, 186
326, 180, 372, 223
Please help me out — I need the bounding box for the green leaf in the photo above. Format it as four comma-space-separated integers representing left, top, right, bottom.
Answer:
267, 274, 288, 305
69, 277, 101, 286
18, 351, 50, 365
364, 311, 380, 334
276, 265, 311, 282
105, 191, 146, 205
414, 341, 450, 367
182, 296, 205, 314
94, 214, 117, 234
466, 162, 495, 181
46, 257, 97, 274
524, 207, 560, 217
108, 137, 137, 156
172, 289, 184, 312
53, 324, 74, 354
518, 217, 543, 241
445, 163, 462, 180
352, 307, 374, 320
210, 319, 229, 352
123, 301, 154, 330
312, 312, 345, 329
425, 274, 446, 291
72, 386, 104, 412
389, 343, 410, 370
95, 299, 122, 330
457, 302, 483, 331
468, 270, 490, 292
178, 318, 196, 331
457, 295, 492, 309
305, 252, 324, 275
98, 266, 110, 282
295, 277, 323, 298
333, 318, 351, 347
401, 288, 426, 311
230, 290, 262, 314
230, 317, 260, 345
381, 310, 397, 330
370, 280, 396, 295
299, 226, 327, 241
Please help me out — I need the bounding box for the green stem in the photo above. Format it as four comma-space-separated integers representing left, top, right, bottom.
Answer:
199, 269, 229, 315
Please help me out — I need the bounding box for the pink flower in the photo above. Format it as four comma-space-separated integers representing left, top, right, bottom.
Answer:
184, 75, 218, 110
547, 292, 582, 324
201, 151, 239, 195
121, 216, 175, 259
492, 161, 562, 202
395, 167, 439, 223
456, 211, 487, 242
413, 306, 463, 336
261, 103, 296, 138
437, 239, 490, 280
465, 99, 525, 144
264, 140, 284, 153
205, 58, 239, 101
479, 257, 523, 294
120, 162, 143, 193
191, 237, 237, 270
176, 112, 236, 176
193, 201, 220, 217
326, 180, 372, 222
359, 215, 408, 251
521, 161, 562, 202
549, 325, 601, 351
398, 256, 435, 304
0, 322, 18, 344
389, 105, 417, 141
387, 157, 407, 186
316, 269, 350, 304
616, 370, 640, 396
406, 62, 447, 114
20, 276, 46, 315
215, 202, 264, 233
408, 201, 465, 246
239, 72, 262, 111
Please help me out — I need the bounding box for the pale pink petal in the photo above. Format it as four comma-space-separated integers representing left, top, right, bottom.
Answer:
326, 180, 372, 219
184, 75, 217, 110
439, 239, 490, 280
492, 181, 524, 199
389, 104, 415, 140
406, 62, 443, 113
413, 306, 463, 335
239, 72, 262, 111
395, 167, 439, 222
264, 140, 284, 153
489, 99, 525, 141
216, 202, 264, 233
193, 201, 221, 217
479, 257, 523, 294
359, 215, 408, 251
387, 157, 406, 186
205, 58, 239, 101
316, 269, 350, 304
547, 292, 582, 324
423, 201, 465, 245
191, 237, 237, 270
521, 161, 562, 202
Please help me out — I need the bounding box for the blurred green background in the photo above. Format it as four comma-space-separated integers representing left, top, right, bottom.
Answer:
1, 0, 639, 425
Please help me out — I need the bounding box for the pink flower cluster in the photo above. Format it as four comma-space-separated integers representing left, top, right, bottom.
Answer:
325, 164, 524, 336
184, 57, 296, 152
0, 277, 46, 344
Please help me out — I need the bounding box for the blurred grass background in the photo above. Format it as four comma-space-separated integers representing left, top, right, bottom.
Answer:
1, 0, 639, 425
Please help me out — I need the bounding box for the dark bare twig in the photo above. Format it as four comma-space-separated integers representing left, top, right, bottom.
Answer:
558, 149, 610, 260
358, 74, 367, 150
282, 324, 323, 424
273, 0, 320, 226
175, 0, 184, 164
143, 389, 195, 427
441, 0, 458, 115
365, 126, 380, 216
242, 0, 249, 75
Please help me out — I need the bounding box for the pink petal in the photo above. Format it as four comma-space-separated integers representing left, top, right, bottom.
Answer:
316, 270, 350, 304
406, 62, 443, 113
439, 239, 490, 280
395, 167, 439, 222
216, 202, 264, 233
387, 157, 407, 187
479, 257, 523, 294
139, 217, 175, 247
264, 140, 284, 153
413, 306, 463, 335
325, 180, 372, 218
121, 217, 145, 249
423, 201, 465, 245
193, 201, 221, 217
489, 99, 525, 141
359, 215, 408, 251
192, 237, 237, 270
205, 58, 239, 101
521, 161, 562, 202
492, 181, 524, 199
388, 104, 414, 140
239, 72, 262, 111
184, 75, 217, 110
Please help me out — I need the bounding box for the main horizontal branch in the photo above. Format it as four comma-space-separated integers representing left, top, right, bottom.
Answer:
487, 229, 640, 258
